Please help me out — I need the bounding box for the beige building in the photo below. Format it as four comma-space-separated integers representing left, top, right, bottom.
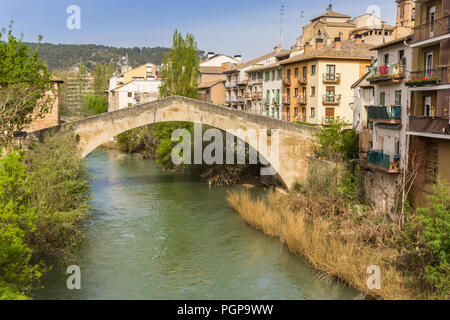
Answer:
281, 38, 373, 124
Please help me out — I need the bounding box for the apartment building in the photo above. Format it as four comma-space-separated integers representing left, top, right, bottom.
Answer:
259, 63, 284, 119
406, 0, 450, 208
224, 47, 290, 113
108, 62, 161, 111
280, 38, 373, 124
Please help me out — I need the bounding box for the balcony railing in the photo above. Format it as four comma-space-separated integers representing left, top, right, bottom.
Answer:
297, 76, 307, 85
323, 73, 341, 83
367, 150, 400, 173
408, 116, 450, 135
412, 15, 450, 44
322, 94, 342, 105
406, 66, 449, 87
283, 77, 291, 86
368, 64, 405, 83
367, 106, 401, 124
297, 96, 307, 104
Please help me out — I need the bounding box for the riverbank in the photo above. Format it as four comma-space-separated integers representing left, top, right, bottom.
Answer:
227, 190, 417, 300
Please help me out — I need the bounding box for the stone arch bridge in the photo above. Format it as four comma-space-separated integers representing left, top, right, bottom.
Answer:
31, 96, 318, 189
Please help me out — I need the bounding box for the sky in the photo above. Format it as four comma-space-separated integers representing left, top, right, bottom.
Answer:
1, 0, 398, 60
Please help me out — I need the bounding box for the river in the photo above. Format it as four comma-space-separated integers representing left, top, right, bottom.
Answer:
35, 148, 360, 300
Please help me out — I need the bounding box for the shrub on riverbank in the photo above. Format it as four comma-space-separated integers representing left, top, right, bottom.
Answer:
227, 163, 449, 299
0, 151, 40, 300
26, 133, 91, 266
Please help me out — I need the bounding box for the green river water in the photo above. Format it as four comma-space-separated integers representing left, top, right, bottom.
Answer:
35, 148, 360, 300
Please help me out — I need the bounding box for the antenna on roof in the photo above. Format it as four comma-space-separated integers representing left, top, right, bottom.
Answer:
327, 1, 333, 12
280, 4, 285, 46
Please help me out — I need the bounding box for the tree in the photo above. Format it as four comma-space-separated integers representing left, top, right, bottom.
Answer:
417, 177, 450, 298
314, 119, 358, 161
0, 24, 53, 149
0, 151, 40, 300
159, 30, 200, 99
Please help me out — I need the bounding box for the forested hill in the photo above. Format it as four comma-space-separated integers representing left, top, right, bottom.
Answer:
23, 42, 179, 72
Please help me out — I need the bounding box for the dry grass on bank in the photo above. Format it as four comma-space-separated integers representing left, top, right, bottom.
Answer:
227, 190, 419, 300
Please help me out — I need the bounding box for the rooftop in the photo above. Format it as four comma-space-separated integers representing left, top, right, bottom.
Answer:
280, 40, 374, 65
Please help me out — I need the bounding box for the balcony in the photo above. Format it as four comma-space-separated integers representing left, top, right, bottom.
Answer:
283, 77, 291, 86
367, 106, 401, 124
367, 150, 400, 173
322, 94, 342, 105
297, 76, 307, 85
272, 98, 280, 106
411, 15, 450, 46
296, 96, 307, 105
408, 116, 450, 136
368, 65, 405, 84
323, 73, 341, 84
405, 66, 449, 88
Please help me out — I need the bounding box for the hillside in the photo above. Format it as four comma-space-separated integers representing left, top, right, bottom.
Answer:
23, 42, 203, 72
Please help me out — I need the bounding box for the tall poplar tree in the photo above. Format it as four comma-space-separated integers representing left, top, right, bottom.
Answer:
159, 30, 200, 99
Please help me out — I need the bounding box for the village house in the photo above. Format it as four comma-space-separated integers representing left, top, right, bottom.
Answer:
108, 63, 161, 111
280, 38, 373, 124
26, 77, 64, 132
406, 0, 450, 208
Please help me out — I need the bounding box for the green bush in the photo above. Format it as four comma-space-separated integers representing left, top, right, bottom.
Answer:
26, 133, 91, 265
83, 95, 108, 115
0, 151, 40, 300
417, 177, 450, 299
314, 119, 358, 161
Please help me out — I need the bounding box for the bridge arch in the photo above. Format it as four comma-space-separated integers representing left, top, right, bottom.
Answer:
36, 96, 318, 189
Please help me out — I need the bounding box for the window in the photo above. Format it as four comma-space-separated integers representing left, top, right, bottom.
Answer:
294, 107, 298, 116
128, 92, 132, 97
395, 90, 402, 106
265, 72, 270, 81
366, 66, 370, 73
380, 92, 385, 106
426, 142, 438, 185
287, 69, 291, 79
302, 67, 307, 80
277, 70, 282, 80
383, 54, 389, 65
287, 88, 290, 98
378, 136, 384, 152
302, 87, 307, 98
326, 65, 336, 80
276, 89, 280, 104
311, 65, 316, 75
395, 138, 400, 155
326, 86, 335, 101
294, 88, 298, 97
311, 86, 316, 97
412, 8, 415, 21
294, 68, 299, 78
272, 70, 275, 80
311, 107, 316, 117
399, 50, 405, 62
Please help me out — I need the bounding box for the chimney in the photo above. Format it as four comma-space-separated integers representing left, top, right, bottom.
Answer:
234, 55, 242, 63
305, 44, 313, 53
355, 34, 362, 44
334, 37, 342, 50
274, 45, 282, 53
207, 52, 215, 59
316, 38, 324, 49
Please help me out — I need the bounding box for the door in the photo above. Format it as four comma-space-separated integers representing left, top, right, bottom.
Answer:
429, 6, 435, 38
325, 108, 335, 123
426, 52, 433, 78
424, 96, 432, 116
